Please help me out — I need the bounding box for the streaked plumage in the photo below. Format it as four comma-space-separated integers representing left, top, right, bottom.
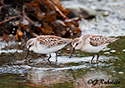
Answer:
25, 35, 72, 63
69, 34, 119, 63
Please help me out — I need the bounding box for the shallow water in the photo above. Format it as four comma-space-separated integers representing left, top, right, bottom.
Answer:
0, 0, 125, 87
0, 36, 124, 88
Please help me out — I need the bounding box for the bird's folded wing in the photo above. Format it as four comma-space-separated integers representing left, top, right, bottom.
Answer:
89, 35, 110, 46
39, 36, 68, 48
36, 35, 55, 40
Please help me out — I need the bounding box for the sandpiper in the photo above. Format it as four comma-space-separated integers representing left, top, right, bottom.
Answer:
24, 35, 72, 63
69, 34, 119, 63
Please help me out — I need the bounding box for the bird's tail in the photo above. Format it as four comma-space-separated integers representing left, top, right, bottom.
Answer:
108, 37, 119, 43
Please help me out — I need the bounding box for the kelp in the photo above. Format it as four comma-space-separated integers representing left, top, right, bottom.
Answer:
0, 0, 81, 41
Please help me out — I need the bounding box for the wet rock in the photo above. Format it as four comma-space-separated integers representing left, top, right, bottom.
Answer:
102, 48, 111, 51
104, 52, 110, 55
122, 49, 125, 52
103, 11, 110, 16
90, 68, 95, 71
110, 50, 116, 53
62, 2, 97, 19
118, 72, 124, 74
112, 71, 116, 73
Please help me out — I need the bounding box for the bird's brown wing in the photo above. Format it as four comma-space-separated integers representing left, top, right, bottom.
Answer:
39, 36, 71, 48
89, 35, 112, 46
36, 35, 55, 40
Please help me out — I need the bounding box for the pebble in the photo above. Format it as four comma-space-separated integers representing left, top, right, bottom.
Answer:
102, 48, 111, 51
103, 11, 110, 16
122, 49, 125, 52
90, 5, 97, 10
90, 68, 95, 71
66, 48, 70, 50
118, 72, 124, 74
110, 50, 116, 53
18, 42, 22, 45
112, 71, 116, 73
104, 52, 110, 55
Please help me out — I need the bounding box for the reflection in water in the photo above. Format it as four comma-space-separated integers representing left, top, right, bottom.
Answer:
27, 69, 114, 88
73, 77, 89, 88
27, 70, 74, 86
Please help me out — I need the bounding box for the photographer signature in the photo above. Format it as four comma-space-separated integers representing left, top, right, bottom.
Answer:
87, 79, 121, 86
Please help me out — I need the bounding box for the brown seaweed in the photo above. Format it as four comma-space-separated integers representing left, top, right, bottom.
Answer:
0, 0, 81, 41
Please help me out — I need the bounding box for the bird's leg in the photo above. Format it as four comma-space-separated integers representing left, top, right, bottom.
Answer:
55, 52, 58, 62
24, 49, 30, 65
24, 45, 32, 65
91, 54, 95, 64
96, 53, 99, 64
47, 54, 51, 63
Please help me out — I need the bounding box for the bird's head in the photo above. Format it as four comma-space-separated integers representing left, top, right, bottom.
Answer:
24, 38, 35, 60
69, 38, 82, 58
26, 38, 36, 50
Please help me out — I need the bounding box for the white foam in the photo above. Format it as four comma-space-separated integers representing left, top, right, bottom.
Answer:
48, 55, 111, 64
0, 49, 23, 54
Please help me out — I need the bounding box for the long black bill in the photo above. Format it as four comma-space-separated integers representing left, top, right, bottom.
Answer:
24, 45, 31, 60
69, 48, 75, 58
24, 49, 29, 59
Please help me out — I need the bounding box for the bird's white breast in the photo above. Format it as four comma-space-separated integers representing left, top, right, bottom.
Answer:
30, 42, 67, 54
81, 43, 107, 53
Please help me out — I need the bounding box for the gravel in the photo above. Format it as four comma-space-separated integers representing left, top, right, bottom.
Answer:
62, 0, 125, 37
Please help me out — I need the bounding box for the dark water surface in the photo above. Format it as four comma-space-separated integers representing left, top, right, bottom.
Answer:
0, 36, 124, 88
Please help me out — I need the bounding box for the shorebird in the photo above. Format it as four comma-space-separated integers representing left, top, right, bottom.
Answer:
24, 35, 72, 63
69, 34, 119, 63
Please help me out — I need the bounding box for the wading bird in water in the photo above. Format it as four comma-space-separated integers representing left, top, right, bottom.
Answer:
25, 35, 72, 63
69, 34, 119, 63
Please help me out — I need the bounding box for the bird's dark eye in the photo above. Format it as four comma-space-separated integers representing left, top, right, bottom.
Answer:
76, 43, 79, 46
29, 45, 32, 48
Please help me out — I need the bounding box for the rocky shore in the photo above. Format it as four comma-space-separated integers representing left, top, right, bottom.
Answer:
61, 0, 125, 36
